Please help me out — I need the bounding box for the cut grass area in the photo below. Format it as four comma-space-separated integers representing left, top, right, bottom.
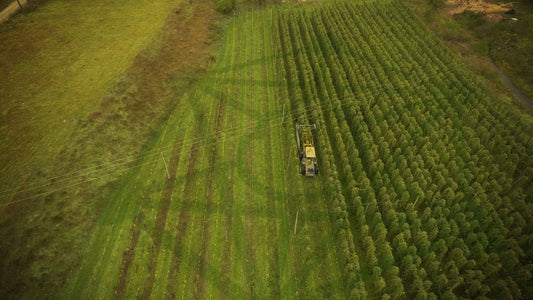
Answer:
64, 7, 349, 298
0, 0, 222, 298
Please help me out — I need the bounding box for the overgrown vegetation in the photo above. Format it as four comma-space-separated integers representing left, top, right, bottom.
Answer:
428, 0, 445, 9
215, 0, 234, 13
463, 3, 533, 101
413, 0, 533, 104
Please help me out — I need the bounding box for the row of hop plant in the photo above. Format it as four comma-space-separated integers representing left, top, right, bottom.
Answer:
355, 0, 531, 255
336, 2, 531, 298
292, 9, 407, 299
276, 9, 369, 299
304, 4, 444, 296
277, 0, 532, 298
291, 11, 376, 298
282, 7, 408, 298
332, 2, 528, 296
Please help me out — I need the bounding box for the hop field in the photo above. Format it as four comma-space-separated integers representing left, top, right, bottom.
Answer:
276, 1, 532, 298
1, 0, 532, 298
68, 1, 532, 298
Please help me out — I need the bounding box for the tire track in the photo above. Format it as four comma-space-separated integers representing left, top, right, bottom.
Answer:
138, 136, 185, 299
242, 14, 257, 296
115, 211, 144, 299
261, 13, 281, 297
220, 137, 236, 296
165, 136, 200, 299
194, 97, 225, 299
219, 21, 240, 297
244, 139, 257, 298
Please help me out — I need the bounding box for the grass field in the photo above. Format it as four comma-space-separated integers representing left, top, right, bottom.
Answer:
0, 0, 221, 297
1, 0, 532, 298
63, 8, 347, 298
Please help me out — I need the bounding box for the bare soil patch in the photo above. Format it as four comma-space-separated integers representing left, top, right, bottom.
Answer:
93, 0, 220, 131
444, 0, 512, 17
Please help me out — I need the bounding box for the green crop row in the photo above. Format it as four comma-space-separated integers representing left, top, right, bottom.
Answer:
276, 0, 532, 298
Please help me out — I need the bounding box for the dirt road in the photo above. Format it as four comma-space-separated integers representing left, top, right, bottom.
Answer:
488, 56, 533, 109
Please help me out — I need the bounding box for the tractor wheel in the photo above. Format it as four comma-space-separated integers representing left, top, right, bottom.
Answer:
314, 164, 318, 175
300, 165, 306, 175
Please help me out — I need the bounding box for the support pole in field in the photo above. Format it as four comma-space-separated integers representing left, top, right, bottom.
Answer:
161, 152, 170, 179
16, 0, 22, 9
294, 210, 299, 235
285, 149, 292, 170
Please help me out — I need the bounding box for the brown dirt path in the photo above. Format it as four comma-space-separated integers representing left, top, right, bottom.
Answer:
487, 56, 533, 109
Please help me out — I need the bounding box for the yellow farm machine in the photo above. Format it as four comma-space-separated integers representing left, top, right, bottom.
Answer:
295, 123, 318, 177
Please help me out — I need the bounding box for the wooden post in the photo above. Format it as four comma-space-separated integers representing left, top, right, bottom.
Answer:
293, 210, 299, 235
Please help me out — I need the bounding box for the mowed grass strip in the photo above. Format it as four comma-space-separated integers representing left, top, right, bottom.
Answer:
241, 10, 258, 298
243, 9, 267, 298
261, 9, 283, 298
254, 9, 275, 298
203, 16, 239, 299
149, 102, 199, 299
172, 79, 220, 300
229, 13, 250, 298
62, 96, 197, 298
